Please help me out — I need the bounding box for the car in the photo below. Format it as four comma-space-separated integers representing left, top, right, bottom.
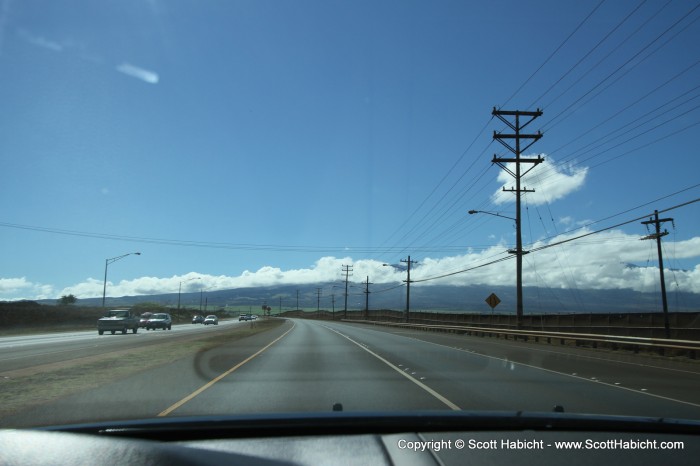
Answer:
239, 314, 251, 321
146, 313, 172, 331
96, 309, 139, 335
203, 315, 218, 325
139, 312, 153, 328
191, 315, 204, 324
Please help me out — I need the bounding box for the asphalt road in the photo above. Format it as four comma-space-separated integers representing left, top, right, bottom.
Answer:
3, 318, 700, 427
0, 319, 243, 375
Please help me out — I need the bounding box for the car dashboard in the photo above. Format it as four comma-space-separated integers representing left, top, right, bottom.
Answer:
1, 411, 698, 465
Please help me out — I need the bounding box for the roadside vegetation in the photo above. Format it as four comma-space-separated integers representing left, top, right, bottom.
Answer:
0, 318, 285, 422
0, 301, 230, 336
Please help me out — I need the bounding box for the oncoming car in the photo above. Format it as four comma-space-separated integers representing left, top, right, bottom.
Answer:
203, 315, 218, 325
192, 315, 204, 324
146, 313, 172, 331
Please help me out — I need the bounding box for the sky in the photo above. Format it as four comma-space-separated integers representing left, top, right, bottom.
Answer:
1, 0, 699, 309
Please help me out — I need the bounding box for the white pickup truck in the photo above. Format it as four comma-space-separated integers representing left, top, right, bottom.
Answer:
97, 309, 139, 335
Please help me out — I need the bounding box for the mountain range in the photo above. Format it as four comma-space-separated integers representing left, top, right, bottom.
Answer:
42, 283, 700, 314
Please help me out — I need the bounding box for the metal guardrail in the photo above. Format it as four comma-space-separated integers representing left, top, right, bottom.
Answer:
343, 319, 700, 359
280, 310, 700, 340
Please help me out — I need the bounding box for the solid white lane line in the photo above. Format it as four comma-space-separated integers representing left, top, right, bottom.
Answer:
324, 326, 461, 411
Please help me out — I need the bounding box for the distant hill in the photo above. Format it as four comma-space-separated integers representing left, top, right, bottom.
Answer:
36, 283, 700, 314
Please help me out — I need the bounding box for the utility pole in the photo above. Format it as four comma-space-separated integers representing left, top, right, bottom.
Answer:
296, 289, 299, 311
491, 108, 543, 328
641, 210, 674, 338
400, 256, 417, 323
342, 265, 353, 319
363, 276, 372, 320
316, 287, 322, 312
331, 294, 336, 320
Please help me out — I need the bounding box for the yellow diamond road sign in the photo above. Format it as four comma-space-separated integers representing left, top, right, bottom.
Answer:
485, 293, 501, 309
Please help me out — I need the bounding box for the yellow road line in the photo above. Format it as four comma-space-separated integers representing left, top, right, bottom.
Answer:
158, 321, 295, 417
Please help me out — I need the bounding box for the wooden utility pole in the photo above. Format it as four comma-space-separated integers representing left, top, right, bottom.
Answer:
400, 256, 417, 323
342, 264, 353, 318
492, 108, 543, 328
641, 210, 674, 338
363, 276, 372, 319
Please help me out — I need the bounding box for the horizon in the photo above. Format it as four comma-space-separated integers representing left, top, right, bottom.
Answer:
17, 280, 700, 316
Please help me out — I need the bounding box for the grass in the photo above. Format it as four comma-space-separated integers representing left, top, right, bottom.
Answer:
0, 319, 284, 421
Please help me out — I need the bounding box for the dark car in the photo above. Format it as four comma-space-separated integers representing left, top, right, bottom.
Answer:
146, 313, 172, 330
192, 315, 204, 324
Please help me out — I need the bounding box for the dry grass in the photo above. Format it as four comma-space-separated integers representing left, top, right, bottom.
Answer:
0, 319, 284, 419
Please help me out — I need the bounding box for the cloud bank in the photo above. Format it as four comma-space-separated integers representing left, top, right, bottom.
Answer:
2, 229, 700, 301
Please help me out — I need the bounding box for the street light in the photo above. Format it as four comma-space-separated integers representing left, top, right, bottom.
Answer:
102, 252, 141, 307
178, 277, 201, 309
469, 208, 526, 327
468, 210, 515, 221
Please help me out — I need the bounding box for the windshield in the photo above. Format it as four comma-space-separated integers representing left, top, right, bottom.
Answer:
1, 0, 700, 432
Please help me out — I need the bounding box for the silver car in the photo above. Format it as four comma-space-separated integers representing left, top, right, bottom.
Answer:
146, 313, 172, 330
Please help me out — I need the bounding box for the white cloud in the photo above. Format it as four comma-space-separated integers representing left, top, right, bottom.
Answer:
492, 156, 588, 206
116, 62, 159, 84
0, 277, 54, 301
59, 278, 104, 299
18, 29, 63, 52
5, 229, 700, 301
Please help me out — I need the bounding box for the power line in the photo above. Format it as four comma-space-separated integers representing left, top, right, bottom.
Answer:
502, 0, 607, 107
411, 197, 700, 284
0, 221, 494, 254
542, 1, 700, 131
541, 0, 674, 111
524, 184, 700, 248
377, 118, 494, 257
548, 63, 700, 162
527, 0, 649, 108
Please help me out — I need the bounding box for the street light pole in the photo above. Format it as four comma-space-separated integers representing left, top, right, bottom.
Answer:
102, 252, 141, 307
469, 208, 526, 325
468, 210, 515, 221
178, 277, 201, 309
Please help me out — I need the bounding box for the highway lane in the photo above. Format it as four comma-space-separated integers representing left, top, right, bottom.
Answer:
333, 321, 700, 407
320, 321, 700, 418
0, 319, 243, 375
3, 318, 700, 427
165, 319, 700, 419
167, 318, 451, 417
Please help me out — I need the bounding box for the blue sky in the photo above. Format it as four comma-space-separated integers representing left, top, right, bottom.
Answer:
1, 0, 699, 304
